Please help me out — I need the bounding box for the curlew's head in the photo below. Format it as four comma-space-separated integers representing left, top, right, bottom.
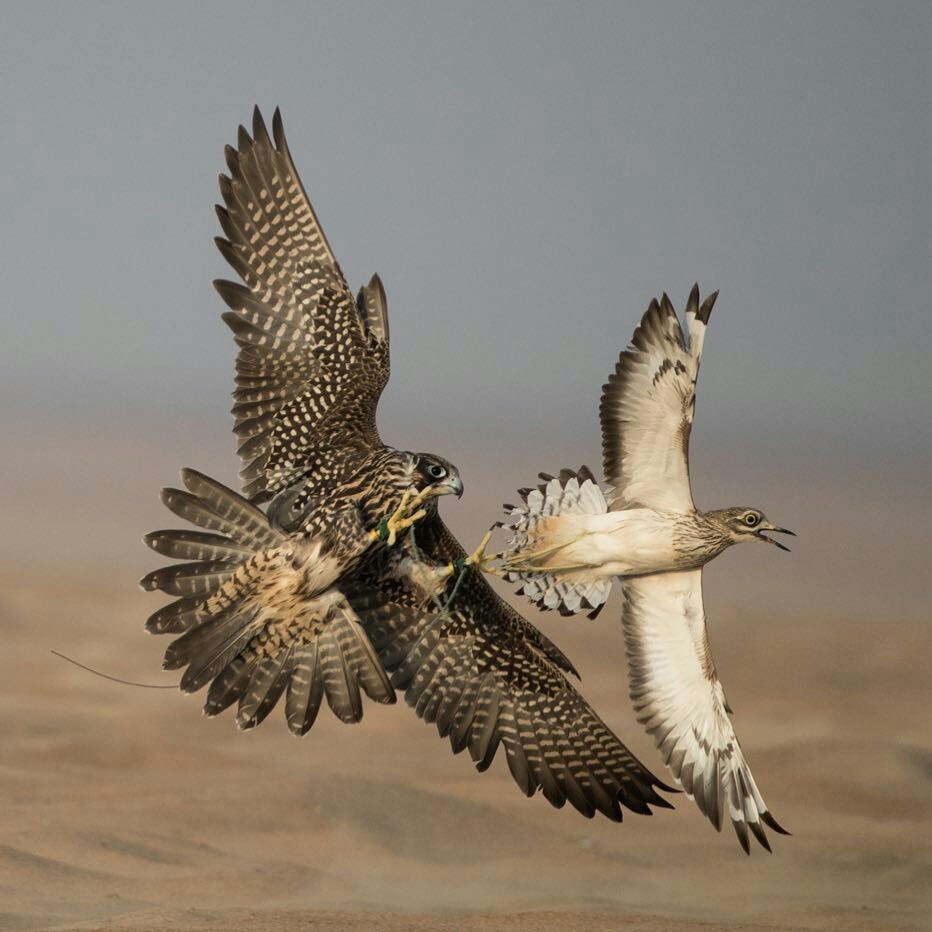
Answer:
707, 506, 795, 551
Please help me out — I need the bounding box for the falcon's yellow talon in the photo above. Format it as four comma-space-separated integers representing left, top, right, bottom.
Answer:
377, 487, 436, 546
460, 530, 504, 577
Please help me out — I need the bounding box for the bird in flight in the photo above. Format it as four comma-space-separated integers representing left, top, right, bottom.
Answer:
499, 288, 793, 852
141, 107, 674, 824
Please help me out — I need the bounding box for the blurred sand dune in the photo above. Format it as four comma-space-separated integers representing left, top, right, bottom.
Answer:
2, 416, 931, 929
2, 564, 930, 931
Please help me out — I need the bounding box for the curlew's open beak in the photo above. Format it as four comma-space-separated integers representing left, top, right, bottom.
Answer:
757, 522, 795, 552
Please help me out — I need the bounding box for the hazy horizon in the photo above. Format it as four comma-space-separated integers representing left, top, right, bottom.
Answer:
2, 3, 931, 445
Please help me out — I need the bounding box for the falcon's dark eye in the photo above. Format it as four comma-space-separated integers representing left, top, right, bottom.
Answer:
744, 513, 759, 527
428, 464, 446, 480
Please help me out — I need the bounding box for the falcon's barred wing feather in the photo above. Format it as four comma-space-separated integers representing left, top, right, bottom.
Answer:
215, 107, 389, 501
346, 514, 676, 821
141, 469, 394, 732
621, 569, 788, 852
600, 285, 717, 513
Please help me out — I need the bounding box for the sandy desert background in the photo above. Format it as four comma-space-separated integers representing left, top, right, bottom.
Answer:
3, 2, 932, 929
2, 413, 930, 931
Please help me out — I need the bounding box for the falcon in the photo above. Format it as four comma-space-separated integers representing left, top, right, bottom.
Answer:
141, 107, 674, 823
498, 288, 793, 852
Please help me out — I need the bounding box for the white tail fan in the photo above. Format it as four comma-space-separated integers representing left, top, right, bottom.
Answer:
502, 467, 612, 617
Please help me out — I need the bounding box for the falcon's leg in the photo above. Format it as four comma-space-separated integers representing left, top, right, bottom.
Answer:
461, 530, 505, 577
439, 530, 505, 583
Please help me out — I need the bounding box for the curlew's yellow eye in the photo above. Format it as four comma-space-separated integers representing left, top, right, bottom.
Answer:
744, 513, 759, 527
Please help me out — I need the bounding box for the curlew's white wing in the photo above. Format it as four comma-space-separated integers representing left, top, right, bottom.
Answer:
600, 286, 717, 513
621, 569, 788, 853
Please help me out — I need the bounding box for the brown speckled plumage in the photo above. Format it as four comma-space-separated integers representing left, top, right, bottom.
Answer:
346, 512, 674, 820
141, 107, 675, 823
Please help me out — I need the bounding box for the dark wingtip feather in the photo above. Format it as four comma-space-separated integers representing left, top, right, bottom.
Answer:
749, 819, 772, 852
214, 278, 250, 309
686, 282, 700, 316
237, 123, 251, 151
761, 810, 791, 835
159, 486, 183, 509
221, 310, 250, 337
224, 145, 239, 174
733, 819, 751, 855
180, 466, 211, 491
145, 597, 201, 635
652, 775, 680, 795
139, 570, 160, 591
252, 106, 270, 145
586, 603, 606, 621
647, 791, 676, 809
272, 107, 286, 149
697, 290, 719, 324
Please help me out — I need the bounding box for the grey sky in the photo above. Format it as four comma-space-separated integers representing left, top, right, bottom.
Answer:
3, 1, 930, 447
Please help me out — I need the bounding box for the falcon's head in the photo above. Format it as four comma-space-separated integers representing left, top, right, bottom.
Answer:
716, 507, 795, 551
411, 453, 463, 499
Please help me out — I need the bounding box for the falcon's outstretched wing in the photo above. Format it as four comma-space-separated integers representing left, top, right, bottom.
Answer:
214, 107, 389, 502
600, 285, 717, 513
347, 515, 676, 822
621, 569, 788, 853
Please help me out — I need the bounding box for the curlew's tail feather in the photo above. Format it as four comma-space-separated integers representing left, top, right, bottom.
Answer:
501, 467, 612, 617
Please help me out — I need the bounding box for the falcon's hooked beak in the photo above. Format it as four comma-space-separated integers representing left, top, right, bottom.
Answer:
440, 473, 464, 498
757, 521, 795, 552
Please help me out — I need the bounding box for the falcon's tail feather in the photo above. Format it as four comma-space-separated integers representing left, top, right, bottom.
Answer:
141, 468, 394, 733
502, 467, 612, 617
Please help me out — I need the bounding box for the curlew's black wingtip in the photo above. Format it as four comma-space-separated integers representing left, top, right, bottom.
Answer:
697, 289, 719, 324
686, 282, 700, 316
749, 819, 773, 852
762, 810, 791, 836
